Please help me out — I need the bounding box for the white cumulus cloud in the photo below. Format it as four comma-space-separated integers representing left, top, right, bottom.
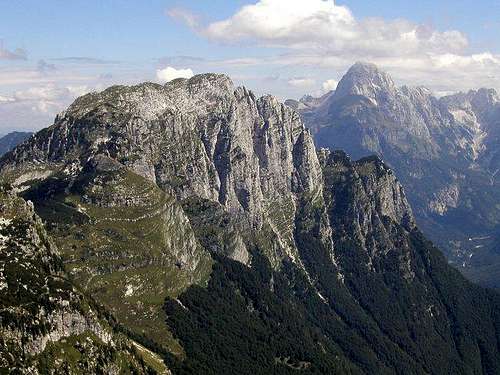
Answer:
168, 0, 500, 94
156, 66, 194, 83
322, 79, 338, 92
200, 0, 467, 57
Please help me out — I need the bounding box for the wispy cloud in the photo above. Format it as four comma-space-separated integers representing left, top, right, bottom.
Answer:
158, 55, 206, 66
0, 50, 159, 131
50, 57, 120, 65
168, 0, 500, 95
288, 77, 316, 88
0, 95, 15, 103
99, 72, 113, 80
0, 67, 96, 86
0, 41, 27, 60
167, 7, 201, 29
0, 83, 98, 131
37, 59, 57, 73
0, 84, 93, 112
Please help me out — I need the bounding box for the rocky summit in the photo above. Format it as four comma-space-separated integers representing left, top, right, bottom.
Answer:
3, 74, 500, 374
299, 62, 500, 288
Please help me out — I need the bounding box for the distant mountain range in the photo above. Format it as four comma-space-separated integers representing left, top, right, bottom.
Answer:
0, 131, 33, 157
3, 74, 500, 373
288, 62, 500, 288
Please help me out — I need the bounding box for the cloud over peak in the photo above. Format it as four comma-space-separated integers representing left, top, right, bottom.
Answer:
322, 79, 338, 92
156, 66, 194, 83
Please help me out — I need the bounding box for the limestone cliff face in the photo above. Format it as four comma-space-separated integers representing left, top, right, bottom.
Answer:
0, 74, 416, 274
0, 75, 425, 367
440, 88, 500, 173
317, 151, 416, 279
314, 62, 479, 160
2, 76, 319, 219
322, 152, 415, 234
1, 74, 324, 268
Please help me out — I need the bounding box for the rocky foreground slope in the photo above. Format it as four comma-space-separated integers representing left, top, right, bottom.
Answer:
2, 74, 500, 373
0, 185, 165, 373
294, 62, 500, 288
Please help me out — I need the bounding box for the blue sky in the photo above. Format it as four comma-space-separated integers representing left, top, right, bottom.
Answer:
1, 0, 499, 131
2, 1, 499, 59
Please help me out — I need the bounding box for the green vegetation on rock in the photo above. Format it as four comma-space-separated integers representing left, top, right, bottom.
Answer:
0, 186, 158, 374
20, 156, 212, 355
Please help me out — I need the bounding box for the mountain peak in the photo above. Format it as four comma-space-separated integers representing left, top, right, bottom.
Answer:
439, 87, 499, 119
349, 61, 381, 74
470, 87, 499, 109
333, 62, 396, 101
165, 72, 234, 93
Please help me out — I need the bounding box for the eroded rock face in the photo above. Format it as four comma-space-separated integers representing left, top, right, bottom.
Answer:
429, 184, 460, 215
3, 76, 316, 209
318, 151, 416, 278
441, 88, 500, 172
0, 74, 419, 276
1, 75, 326, 270
313, 62, 480, 161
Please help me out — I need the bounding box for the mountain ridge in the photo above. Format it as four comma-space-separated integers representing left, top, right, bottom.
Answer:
295, 62, 500, 287
3, 73, 500, 373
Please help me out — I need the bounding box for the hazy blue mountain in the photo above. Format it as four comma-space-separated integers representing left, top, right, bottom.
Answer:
0, 131, 32, 157
295, 62, 500, 288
